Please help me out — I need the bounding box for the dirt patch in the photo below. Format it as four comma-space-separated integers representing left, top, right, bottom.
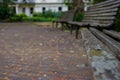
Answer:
33, 22, 52, 27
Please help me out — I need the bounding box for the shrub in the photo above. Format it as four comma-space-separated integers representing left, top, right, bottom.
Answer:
33, 10, 62, 19
10, 14, 27, 22
33, 12, 43, 17
43, 10, 54, 18
10, 10, 61, 22
74, 12, 84, 21
53, 11, 62, 18
0, 5, 10, 20
23, 17, 58, 22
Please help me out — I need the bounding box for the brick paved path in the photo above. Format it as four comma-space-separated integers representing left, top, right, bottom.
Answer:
0, 23, 93, 80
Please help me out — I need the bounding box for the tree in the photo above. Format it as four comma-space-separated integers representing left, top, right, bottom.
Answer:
63, 0, 73, 10
0, 5, 10, 20
0, 0, 14, 20
63, 0, 85, 10
0, 0, 13, 5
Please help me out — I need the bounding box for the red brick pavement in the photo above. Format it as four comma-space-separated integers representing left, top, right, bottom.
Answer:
0, 23, 93, 80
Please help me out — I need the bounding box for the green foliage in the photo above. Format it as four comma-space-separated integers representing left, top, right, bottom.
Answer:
0, 5, 10, 20
10, 10, 61, 22
33, 12, 43, 17
63, 0, 72, 9
52, 11, 62, 18
74, 12, 84, 21
32, 10, 62, 22
23, 17, 58, 22
10, 12, 59, 22
33, 10, 62, 19
93, 0, 107, 4
114, 10, 120, 31
43, 10, 54, 18
10, 14, 27, 22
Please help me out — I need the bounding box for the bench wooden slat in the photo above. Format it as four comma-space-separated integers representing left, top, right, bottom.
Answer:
81, 27, 120, 80
89, 27, 120, 59
52, 9, 76, 28
90, 23, 112, 27
88, 4, 120, 12
84, 16, 116, 20
68, 21, 89, 26
103, 30, 120, 40
89, 0, 120, 9
85, 12, 117, 17
82, 20, 113, 23
85, 8, 118, 15
69, 21, 112, 28
90, 0, 114, 8
83, 20, 114, 27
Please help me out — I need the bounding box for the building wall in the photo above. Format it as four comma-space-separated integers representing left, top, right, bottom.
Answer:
83, 0, 93, 11
15, 0, 93, 16
15, 0, 68, 16
34, 3, 68, 13
18, 5, 34, 16
35, 0, 63, 3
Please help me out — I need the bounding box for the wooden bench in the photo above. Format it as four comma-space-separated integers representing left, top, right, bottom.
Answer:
70, 0, 120, 79
68, 0, 120, 60
52, 9, 76, 30
52, 11, 68, 28
81, 28, 120, 80
68, 0, 120, 38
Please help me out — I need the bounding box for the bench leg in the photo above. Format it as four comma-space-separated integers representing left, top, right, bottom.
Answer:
70, 25, 73, 34
56, 22, 58, 28
61, 23, 64, 31
65, 23, 69, 30
75, 26, 80, 39
52, 22, 54, 28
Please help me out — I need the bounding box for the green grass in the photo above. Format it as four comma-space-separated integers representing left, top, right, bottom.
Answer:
64, 30, 70, 32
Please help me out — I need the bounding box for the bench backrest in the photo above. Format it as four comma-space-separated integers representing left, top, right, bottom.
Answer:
60, 9, 77, 21
83, 0, 120, 28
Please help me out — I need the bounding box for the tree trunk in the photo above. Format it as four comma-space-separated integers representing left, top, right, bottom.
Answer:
73, 0, 84, 11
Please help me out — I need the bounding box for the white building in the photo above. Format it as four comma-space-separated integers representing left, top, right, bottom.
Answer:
83, 0, 93, 11
13, 0, 68, 16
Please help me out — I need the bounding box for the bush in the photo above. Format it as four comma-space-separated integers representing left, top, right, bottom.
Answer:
74, 12, 84, 21
33, 12, 43, 17
0, 5, 10, 20
23, 17, 58, 22
53, 11, 62, 18
33, 10, 62, 19
10, 10, 61, 22
43, 10, 54, 18
10, 14, 27, 22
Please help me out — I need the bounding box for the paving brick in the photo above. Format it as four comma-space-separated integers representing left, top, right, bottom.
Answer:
0, 23, 93, 80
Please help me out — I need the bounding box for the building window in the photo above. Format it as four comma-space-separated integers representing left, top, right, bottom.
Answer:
58, 7, 62, 11
42, 7, 46, 14
30, 7, 34, 14
22, 8, 25, 13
